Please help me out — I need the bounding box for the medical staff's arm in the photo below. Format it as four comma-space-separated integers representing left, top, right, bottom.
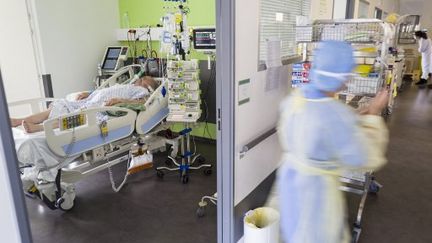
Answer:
355, 90, 389, 170
356, 115, 388, 170
328, 114, 388, 170
332, 91, 389, 170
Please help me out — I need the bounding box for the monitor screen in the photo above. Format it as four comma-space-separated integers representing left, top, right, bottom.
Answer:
107, 48, 121, 58
102, 47, 122, 70
193, 29, 216, 50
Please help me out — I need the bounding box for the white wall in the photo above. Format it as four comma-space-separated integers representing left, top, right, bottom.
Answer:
399, 0, 431, 31
314, 0, 400, 20
333, 0, 348, 19
311, 0, 335, 19
31, 0, 120, 98
234, 0, 290, 205
0, 0, 44, 117
353, 0, 400, 19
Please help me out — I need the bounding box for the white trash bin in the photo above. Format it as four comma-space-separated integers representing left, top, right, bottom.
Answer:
244, 207, 280, 243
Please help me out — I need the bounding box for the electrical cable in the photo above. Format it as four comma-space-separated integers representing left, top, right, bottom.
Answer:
134, 32, 138, 63
192, 133, 197, 156
201, 55, 216, 139
108, 151, 132, 193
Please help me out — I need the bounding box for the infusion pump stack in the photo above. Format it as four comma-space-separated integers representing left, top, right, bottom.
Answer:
95, 46, 129, 87
193, 28, 216, 69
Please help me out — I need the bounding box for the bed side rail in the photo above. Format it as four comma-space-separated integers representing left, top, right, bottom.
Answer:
136, 80, 169, 135
43, 106, 137, 157
8, 98, 58, 114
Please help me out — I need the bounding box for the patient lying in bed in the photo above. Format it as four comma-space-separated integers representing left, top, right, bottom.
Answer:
11, 76, 158, 133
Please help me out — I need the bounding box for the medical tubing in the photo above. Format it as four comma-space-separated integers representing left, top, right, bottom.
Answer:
108, 151, 132, 193
192, 133, 197, 156
202, 195, 217, 205
96, 64, 143, 90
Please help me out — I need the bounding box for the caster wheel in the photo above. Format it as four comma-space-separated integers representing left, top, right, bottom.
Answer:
165, 159, 173, 167
58, 198, 74, 211
351, 227, 361, 243
369, 182, 380, 194
196, 206, 205, 217
351, 231, 358, 243
156, 170, 165, 179
196, 156, 206, 164
182, 175, 189, 184
57, 191, 76, 211
203, 168, 212, 176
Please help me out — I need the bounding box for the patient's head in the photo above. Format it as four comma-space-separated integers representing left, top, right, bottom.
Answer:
135, 76, 158, 91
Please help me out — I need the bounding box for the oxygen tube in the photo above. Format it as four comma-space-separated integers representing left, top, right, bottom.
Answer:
130, 67, 146, 84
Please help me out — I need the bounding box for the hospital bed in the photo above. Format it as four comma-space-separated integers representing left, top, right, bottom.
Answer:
9, 68, 173, 211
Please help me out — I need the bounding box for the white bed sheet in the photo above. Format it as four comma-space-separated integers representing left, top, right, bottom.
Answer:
13, 128, 78, 182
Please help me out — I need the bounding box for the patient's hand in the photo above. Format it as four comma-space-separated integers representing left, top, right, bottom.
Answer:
76, 92, 90, 100
105, 98, 125, 106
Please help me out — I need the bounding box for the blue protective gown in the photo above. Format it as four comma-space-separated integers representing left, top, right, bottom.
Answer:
277, 86, 388, 243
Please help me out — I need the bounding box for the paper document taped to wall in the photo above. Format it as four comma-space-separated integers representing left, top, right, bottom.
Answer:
266, 38, 282, 68
265, 38, 282, 91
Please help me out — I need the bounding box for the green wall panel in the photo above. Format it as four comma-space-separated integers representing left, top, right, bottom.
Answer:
118, 0, 215, 60
119, 0, 215, 28
119, 0, 216, 140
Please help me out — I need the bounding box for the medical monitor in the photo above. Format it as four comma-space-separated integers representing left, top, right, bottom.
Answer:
193, 28, 216, 51
101, 46, 128, 71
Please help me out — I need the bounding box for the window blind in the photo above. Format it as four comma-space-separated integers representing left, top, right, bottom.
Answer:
259, 0, 311, 63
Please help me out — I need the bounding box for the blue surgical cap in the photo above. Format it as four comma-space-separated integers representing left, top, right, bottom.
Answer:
308, 41, 356, 92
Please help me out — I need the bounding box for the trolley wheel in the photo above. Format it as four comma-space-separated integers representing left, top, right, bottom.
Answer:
369, 181, 380, 194
182, 174, 189, 184
156, 170, 165, 179
351, 231, 359, 243
203, 168, 212, 176
351, 226, 361, 243
58, 196, 75, 211
165, 159, 173, 167
196, 206, 206, 217
196, 156, 206, 164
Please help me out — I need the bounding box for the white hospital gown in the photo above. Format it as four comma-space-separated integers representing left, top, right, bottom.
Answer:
49, 84, 149, 119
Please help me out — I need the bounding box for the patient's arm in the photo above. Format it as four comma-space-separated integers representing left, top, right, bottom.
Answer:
105, 98, 146, 106
76, 92, 90, 100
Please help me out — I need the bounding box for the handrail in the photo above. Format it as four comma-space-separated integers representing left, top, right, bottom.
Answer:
8, 97, 58, 107
239, 127, 277, 159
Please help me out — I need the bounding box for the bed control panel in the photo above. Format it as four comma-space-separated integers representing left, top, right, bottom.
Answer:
59, 114, 86, 131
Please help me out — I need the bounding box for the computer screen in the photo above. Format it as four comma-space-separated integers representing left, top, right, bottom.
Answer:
193, 28, 216, 50
102, 47, 122, 70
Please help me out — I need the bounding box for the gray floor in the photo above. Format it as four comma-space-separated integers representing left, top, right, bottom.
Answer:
26, 142, 217, 243
348, 83, 432, 243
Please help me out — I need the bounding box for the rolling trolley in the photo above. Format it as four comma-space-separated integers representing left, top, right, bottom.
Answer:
157, 60, 212, 183
155, 124, 212, 184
